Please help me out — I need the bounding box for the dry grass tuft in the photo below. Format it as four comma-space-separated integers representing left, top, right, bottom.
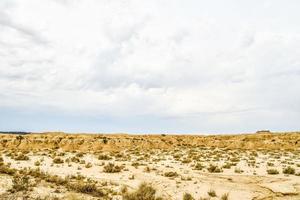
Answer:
122, 183, 163, 200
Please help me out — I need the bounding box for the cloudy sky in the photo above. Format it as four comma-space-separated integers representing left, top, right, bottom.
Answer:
0, 0, 299, 134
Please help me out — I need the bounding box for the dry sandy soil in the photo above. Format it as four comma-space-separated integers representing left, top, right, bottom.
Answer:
0, 131, 299, 200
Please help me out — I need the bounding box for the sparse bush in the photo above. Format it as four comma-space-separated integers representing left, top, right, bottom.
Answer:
71, 156, 80, 163
53, 157, 64, 164
207, 164, 222, 173
181, 158, 191, 164
183, 193, 194, 200
129, 174, 135, 180
230, 157, 240, 162
85, 162, 92, 168
69, 181, 97, 194
221, 193, 229, 200
164, 171, 178, 177
14, 153, 29, 161
144, 166, 151, 173
103, 163, 122, 173
122, 183, 162, 200
0, 164, 17, 175
267, 169, 279, 175
34, 160, 41, 166
98, 154, 111, 160
121, 185, 128, 194
207, 189, 216, 197
76, 152, 84, 157
102, 138, 108, 144
283, 166, 295, 175
193, 163, 204, 170
80, 160, 86, 164
132, 162, 140, 168
222, 163, 232, 169
10, 174, 31, 192
234, 168, 243, 174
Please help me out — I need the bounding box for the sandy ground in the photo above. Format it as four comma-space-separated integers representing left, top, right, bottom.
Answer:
0, 145, 299, 200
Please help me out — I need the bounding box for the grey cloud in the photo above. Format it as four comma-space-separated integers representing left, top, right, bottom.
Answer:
0, 0, 300, 132
0, 13, 48, 45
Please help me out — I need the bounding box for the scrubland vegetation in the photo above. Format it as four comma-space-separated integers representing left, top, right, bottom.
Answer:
0, 132, 299, 199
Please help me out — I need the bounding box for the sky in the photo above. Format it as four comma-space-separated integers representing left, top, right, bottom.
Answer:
0, 0, 300, 134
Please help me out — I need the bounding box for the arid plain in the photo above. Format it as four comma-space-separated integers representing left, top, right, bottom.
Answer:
0, 132, 299, 200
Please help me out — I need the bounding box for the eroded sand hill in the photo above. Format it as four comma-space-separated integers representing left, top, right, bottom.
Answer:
0, 131, 299, 152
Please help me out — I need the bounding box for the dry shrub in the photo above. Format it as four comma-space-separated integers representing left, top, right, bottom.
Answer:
98, 154, 111, 160
122, 183, 163, 200
14, 153, 29, 161
283, 166, 295, 174
183, 193, 194, 200
10, 174, 31, 192
34, 160, 41, 166
71, 156, 80, 163
267, 169, 279, 175
85, 162, 92, 168
221, 193, 229, 200
193, 163, 204, 170
207, 189, 217, 197
207, 164, 222, 173
103, 163, 122, 173
53, 157, 64, 164
68, 181, 105, 197
164, 171, 178, 177
0, 164, 16, 175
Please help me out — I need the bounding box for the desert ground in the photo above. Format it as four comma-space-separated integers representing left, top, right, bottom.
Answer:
0, 131, 299, 200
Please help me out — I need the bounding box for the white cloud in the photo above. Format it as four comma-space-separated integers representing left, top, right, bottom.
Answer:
0, 0, 300, 133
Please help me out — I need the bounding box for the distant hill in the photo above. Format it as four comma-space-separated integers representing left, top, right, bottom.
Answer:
0, 131, 31, 135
